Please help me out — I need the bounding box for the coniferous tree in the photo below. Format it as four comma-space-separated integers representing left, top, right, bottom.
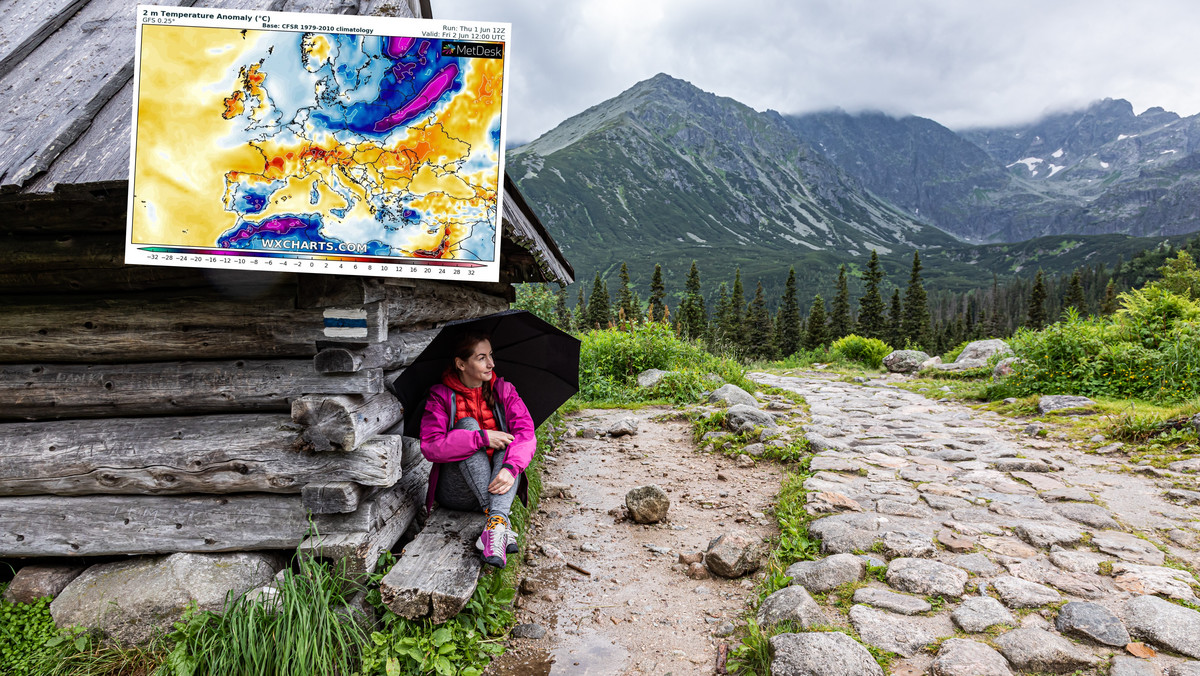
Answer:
776, 267, 803, 358
574, 286, 588, 328
1027, 269, 1048, 329
585, 271, 610, 329
857, 250, 887, 340
829, 265, 852, 340
987, 274, 1004, 338
746, 282, 778, 360
1101, 279, 1119, 315
711, 282, 732, 353
677, 261, 707, 340
901, 251, 931, 349
729, 267, 746, 344
1062, 269, 1087, 317
888, 289, 904, 348
803, 295, 829, 350
554, 284, 571, 331
647, 264, 666, 322
616, 262, 637, 323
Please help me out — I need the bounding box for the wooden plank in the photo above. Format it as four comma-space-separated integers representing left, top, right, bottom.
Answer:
0, 360, 382, 421
296, 276, 387, 309
314, 328, 437, 373
0, 493, 313, 557
22, 79, 133, 194
384, 280, 509, 327
291, 392, 403, 452
302, 482, 363, 514
0, 293, 388, 363
0, 0, 90, 80
379, 509, 487, 623
298, 459, 430, 578
0, 414, 403, 496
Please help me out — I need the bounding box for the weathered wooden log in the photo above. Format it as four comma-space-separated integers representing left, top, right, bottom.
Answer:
0, 232, 297, 294
298, 458, 431, 579
0, 414, 403, 496
400, 435, 425, 472
302, 482, 363, 514
382, 280, 509, 327
0, 294, 387, 363
0, 360, 382, 420
379, 509, 488, 623
296, 276, 386, 309
314, 328, 437, 374
0, 493, 313, 557
291, 392, 403, 452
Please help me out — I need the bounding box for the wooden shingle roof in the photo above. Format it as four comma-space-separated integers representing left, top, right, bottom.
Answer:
0, 0, 572, 284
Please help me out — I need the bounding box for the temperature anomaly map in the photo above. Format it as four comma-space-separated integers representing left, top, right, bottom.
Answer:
127, 7, 510, 280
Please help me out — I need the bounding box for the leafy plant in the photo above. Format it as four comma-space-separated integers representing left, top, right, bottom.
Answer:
0, 593, 59, 675
829, 334, 892, 369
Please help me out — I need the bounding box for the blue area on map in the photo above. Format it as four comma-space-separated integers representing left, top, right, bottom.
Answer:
309, 37, 463, 138
231, 180, 286, 215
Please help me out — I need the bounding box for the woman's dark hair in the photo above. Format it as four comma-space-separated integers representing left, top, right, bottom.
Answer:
451, 331, 497, 410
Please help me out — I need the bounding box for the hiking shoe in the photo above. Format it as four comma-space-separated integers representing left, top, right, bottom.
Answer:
503, 526, 520, 554
476, 515, 507, 568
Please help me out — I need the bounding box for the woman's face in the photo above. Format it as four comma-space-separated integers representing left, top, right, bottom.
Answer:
455, 339, 494, 387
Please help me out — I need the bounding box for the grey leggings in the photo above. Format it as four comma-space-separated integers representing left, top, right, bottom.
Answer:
434, 417, 519, 523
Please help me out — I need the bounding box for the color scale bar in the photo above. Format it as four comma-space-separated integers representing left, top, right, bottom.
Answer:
138, 247, 485, 267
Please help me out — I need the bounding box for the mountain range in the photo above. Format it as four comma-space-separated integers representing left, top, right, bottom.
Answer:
508, 74, 1200, 299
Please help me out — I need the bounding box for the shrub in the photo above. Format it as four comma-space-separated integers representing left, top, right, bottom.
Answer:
997, 290, 1200, 403
829, 334, 892, 369
577, 322, 749, 404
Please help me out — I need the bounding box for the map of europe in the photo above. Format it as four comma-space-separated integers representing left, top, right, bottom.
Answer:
130, 23, 506, 271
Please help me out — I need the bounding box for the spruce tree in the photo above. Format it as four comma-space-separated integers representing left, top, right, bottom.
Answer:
829, 265, 852, 340
776, 267, 803, 358
987, 274, 1004, 338
574, 286, 587, 329
585, 271, 610, 329
553, 284, 571, 331
616, 262, 637, 323
678, 261, 707, 340
888, 288, 904, 349
857, 250, 887, 340
729, 267, 746, 344
1027, 269, 1048, 329
803, 295, 829, 350
901, 251, 931, 349
711, 282, 732, 353
647, 264, 666, 322
746, 282, 778, 360
1101, 279, 1119, 315
1062, 269, 1087, 317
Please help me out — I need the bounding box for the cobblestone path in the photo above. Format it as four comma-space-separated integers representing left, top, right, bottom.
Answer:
750, 372, 1200, 676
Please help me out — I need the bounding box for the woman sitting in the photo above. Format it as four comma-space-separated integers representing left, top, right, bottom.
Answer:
418, 331, 536, 569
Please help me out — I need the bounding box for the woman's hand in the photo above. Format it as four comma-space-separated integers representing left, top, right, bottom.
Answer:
488, 468, 515, 494
485, 431, 514, 450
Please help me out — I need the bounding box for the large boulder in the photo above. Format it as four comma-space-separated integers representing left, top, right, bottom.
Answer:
934, 339, 1013, 372
51, 552, 280, 645
704, 530, 766, 578
3, 564, 85, 604
1038, 395, 1096, 415
883, 350, 929, 374
708, 384, 757, 408
725, 404, 777, 432
769, 631, 885, 676
625, 485, 670, 523
636, 368, 668, 388
993, 357, 1018, 379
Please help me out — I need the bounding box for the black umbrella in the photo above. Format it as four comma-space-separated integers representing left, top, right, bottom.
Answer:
392, 309, 580, 436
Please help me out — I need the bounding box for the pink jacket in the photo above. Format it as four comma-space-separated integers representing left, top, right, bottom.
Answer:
419, 375, 536, 513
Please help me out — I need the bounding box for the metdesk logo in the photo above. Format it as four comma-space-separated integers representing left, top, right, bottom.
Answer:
440, 40, 503, 59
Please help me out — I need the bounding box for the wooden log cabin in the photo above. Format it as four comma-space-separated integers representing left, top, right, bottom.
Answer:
0, 0, 572, 590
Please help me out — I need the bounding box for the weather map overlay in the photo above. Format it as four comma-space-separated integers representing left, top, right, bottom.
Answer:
126, 7, 510, 281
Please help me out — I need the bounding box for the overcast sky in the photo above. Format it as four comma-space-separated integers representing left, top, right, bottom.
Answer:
434, 0, 1200, 145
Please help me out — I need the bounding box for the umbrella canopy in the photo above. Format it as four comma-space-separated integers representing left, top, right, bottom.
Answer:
392, 309, 580, 436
